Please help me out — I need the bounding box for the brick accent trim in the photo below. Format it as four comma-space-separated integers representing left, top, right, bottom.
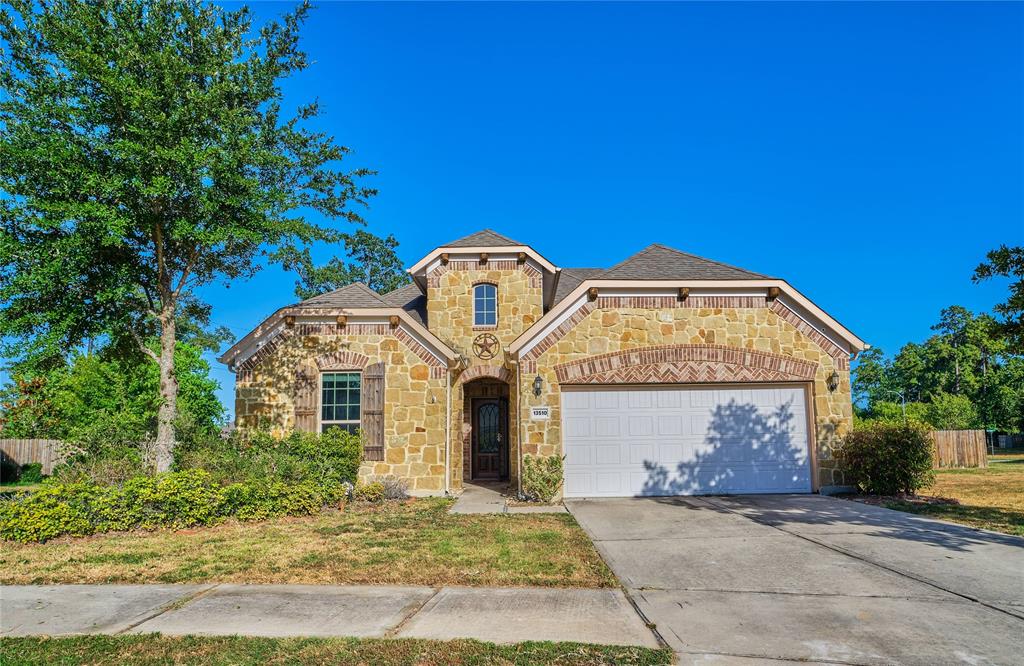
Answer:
522, 301, 597, 362
769, 300, 850, 369
235, 329, 295, 381
456, 364, 513, 385
596, 295, 768, 309
554, 344, 819, 385
427, 260, 543, 288
315, 350, 370, 370
235, 323, 449, 381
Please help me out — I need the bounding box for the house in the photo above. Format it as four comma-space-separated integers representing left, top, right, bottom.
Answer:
219, 230, 867, 497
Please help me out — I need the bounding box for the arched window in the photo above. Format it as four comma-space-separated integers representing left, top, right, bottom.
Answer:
474, 283, 497, 326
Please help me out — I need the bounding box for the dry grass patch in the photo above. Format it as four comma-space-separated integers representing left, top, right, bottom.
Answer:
0, 635, 673, 666
0, 497, 616, 587
883, 451, 1024, 536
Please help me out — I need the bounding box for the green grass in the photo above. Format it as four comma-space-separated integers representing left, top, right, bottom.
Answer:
0, 497, 617, 588
883, 451, 1024, 536
0, 635, 673, 666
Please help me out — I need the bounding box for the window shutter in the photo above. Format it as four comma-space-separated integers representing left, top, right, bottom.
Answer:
293, 362, 318, 433
362, 362, 385, 461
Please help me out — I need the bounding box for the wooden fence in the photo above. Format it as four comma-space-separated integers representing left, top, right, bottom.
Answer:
0, 439, 66, 476
931, 430, 987, 469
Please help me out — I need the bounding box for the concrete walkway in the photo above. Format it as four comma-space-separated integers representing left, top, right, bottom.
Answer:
0, 584, 658, 648
449, 483, 566, 514
568, 494, 1024, 665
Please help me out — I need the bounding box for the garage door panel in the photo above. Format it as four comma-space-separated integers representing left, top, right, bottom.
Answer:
562, 386, 811, 497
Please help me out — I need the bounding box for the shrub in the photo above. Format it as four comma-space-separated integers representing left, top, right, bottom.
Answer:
353, 481, 385, 503
175, 427, 361, 487
836, 421, 935, 495
0, 469, 347, 543
378, 476, 409, 500
520, 455, 564, 503
17, 463, 44, 484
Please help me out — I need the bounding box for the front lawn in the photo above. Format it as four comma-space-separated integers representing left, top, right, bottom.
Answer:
0, 635, 672, 666
0, 497, 616, 587
884, 450, 1024, 536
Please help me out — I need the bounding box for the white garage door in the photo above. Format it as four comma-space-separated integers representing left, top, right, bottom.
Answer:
562, 386, 811, 497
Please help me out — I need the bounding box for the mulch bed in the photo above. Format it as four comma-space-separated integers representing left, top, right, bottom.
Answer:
842, 493, 961, 507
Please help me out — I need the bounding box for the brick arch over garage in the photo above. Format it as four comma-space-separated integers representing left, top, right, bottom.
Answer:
457, 364, 513, 385
554, 344, 818, 385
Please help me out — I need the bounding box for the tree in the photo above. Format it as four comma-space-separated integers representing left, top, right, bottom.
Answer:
0, 1, 374, 470
273, 229, 409, 299
925, 392, 980, 430
0, 341, 223, 441
851, 347, 889, 409
973, 245, 1024, 353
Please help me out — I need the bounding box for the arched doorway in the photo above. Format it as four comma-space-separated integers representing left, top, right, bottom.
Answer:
462, 377, 510, 482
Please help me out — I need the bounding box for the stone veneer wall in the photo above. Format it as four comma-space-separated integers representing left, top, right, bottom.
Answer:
427, 261, 542, 492
518, 301, 853, 490
235, 325, 448, 494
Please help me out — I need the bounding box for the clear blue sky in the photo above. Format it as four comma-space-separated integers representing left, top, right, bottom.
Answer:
12, 2, 1024, 420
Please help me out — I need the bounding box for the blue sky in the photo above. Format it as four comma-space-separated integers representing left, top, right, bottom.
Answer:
9, 2, 1024, 420
200, 1, 1022, 419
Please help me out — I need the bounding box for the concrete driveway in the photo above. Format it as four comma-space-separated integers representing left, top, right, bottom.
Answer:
568, 494, 1024, 665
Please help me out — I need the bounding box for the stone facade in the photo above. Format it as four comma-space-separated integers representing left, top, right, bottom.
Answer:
228, 241, 861, 496
427, 260, 543, 491
234, 324, 448, 493
518, 300, 853, 489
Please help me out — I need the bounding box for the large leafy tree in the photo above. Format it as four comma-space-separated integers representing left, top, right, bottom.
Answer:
973, 245, 1024, 353
0, 1, 373, 469
273, 229, 409, 299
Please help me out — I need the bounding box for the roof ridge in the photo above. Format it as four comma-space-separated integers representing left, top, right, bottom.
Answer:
652, 244, 767, 278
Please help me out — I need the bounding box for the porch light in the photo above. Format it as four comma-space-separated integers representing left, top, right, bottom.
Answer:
532, 375, 543, 397
826, 370, 840, 393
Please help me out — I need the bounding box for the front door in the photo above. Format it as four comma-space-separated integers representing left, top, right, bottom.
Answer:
473, 399, 506, 480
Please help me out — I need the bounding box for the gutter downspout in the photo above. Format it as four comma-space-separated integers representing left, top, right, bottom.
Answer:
516, 359, 524, 497
444, 368, 452, 496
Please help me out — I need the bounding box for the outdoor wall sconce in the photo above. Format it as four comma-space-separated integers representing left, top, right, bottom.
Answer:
826, 370, 840, 393
533, 375, 543, 397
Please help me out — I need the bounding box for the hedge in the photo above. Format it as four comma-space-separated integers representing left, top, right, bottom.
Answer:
0, 470, 346, 543
836, 420, 935, 495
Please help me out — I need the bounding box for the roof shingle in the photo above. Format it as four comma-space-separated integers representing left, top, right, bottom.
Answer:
294, 282, 388, 309
443, 229, 523, 248
600, 244, 768, 281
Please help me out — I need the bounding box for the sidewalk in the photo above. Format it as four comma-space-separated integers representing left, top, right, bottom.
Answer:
0, 584, 658, 648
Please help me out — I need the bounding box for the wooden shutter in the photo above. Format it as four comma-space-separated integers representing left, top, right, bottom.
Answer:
293, 363, 318, 433
362, 362, 385, 460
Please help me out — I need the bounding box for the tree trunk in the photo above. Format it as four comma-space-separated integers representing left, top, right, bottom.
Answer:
154, 305, 178, 472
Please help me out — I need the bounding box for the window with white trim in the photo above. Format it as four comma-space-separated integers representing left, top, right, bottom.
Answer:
321, 372, 361, 434
474, 283, 497, 326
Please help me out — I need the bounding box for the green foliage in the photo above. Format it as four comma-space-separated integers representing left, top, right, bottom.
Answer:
0, 0, 372, 464
0, 469, 349, 543
852, 306, 1024, 431
1, 457, 20, 483
353, 481, 385, 503
18, 463, 43, 484
836, 421, 936, 495
0, 342, 222, 441
973, 245, 1024, 353
273, 230, 410, 299
175, 428, 362, 488
521, 455, 564, 503
925, 392, 981, 430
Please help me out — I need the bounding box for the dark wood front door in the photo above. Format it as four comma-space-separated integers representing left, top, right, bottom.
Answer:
473, 399, 507, 480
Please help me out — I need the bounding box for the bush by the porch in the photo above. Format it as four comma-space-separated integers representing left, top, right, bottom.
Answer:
521, 455, 564, 503
836, 421, 935, 495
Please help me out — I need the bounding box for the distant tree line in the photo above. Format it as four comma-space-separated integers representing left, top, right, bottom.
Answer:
853, 245, 1024, 432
